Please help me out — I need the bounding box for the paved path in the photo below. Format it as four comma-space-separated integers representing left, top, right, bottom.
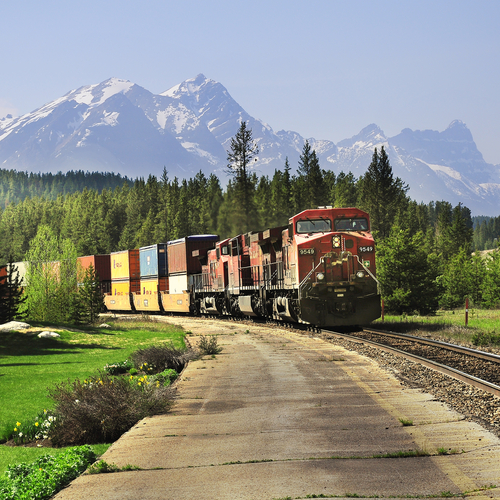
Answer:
54, 319, 500, 499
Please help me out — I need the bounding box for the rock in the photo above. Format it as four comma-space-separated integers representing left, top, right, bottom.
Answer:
0, 321, 31, 332
99, 323, 111, 328
38, 331, 60, 338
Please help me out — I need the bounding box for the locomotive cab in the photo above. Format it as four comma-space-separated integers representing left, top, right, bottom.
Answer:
286, 207, 381, 326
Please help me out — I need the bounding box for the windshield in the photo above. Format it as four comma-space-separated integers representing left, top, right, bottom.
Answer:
334, 218, 368, 231
296, 218, 332, 234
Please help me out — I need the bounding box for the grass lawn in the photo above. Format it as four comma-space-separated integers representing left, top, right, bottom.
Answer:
374, 308, 500, 346
0, 316, 186, 475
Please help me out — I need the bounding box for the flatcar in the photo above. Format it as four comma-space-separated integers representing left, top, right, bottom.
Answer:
100, 207, 381, 327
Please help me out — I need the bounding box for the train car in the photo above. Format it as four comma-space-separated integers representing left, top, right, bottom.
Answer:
95, 207, 380, 326
279, 206, 380, 326
193, 206, 380, 326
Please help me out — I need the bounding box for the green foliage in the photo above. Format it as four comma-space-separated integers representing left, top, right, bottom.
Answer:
20, 225, 80, 323
0, 261, 25, 323
149, 368, 179, 386
77, 263, 105, 324
0, 445, 96, 500
471, 330, 500, 347
360, 146, 409, 239
103, 360, 133, 375
197, 335, 223, 355
377, 227, 440, 315
226, 121, 259, 234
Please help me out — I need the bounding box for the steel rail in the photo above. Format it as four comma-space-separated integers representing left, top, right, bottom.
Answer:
362, 327, 500, 364
321, 330, 500, 398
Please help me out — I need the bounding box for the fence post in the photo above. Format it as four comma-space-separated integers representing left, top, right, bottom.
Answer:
465, 297, 469, 326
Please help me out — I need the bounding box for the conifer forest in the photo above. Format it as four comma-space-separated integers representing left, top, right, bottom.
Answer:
0, 135, 499, 317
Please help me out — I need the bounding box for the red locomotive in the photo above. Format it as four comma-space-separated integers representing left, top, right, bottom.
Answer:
193, 206, 381, 326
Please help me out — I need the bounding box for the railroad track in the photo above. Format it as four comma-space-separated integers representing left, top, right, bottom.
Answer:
321, 327, 500, 398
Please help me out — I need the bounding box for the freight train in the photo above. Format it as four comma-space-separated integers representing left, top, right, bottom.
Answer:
98, 206, 381, 327
7, 207, 381, 327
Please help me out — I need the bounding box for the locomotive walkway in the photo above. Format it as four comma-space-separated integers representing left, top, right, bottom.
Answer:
54, 318, 500, 500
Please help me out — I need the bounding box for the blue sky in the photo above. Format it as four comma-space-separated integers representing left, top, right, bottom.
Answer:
2, 0, 499, 164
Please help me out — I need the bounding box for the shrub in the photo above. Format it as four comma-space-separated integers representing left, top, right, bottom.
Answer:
197, 335, 223, 355
0, 445, 96, 500
130, 343, 195, 374
48, 373, 174, 446
471, 331, 500, 346
104, 360, 133, 375
150, 368, 178, 386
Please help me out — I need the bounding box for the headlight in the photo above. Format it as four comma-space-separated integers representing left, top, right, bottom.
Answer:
356, 271, 365, 278
317, 273, 325, 281
332, 235, 341, 248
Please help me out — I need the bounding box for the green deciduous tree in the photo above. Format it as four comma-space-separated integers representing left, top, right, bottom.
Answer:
21, 225, 79, 323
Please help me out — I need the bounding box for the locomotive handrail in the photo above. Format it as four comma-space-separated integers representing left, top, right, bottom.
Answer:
298, 260, 324, 299
355, 255, 380, 293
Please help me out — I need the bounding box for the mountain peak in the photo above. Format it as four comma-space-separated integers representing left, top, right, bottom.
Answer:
161, 74, 212, 98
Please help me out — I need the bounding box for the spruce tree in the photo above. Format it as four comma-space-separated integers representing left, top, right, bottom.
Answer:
0, 261, 26, 323
226, 121, 259, 233
360, 146, 409, 239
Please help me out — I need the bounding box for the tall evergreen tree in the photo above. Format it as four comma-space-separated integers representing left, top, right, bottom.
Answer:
360, 146, 409, 239
0, 261, 26, 323
226, 121, 259, 233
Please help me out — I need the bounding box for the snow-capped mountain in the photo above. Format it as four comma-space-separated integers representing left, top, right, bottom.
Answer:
1, 74, 499, 215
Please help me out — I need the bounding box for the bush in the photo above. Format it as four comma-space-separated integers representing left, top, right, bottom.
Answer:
48, 373, 174, 446
471, 331, 500, 347
197, 335, 223, 355
0, 445, 96, 500
150, 368, 178, 386
103, 360, 133, 375
130, 343, 195, 374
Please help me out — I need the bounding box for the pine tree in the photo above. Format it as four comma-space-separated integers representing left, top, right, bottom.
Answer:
0, 261, 26, 323
77, 263, 105, 324
226, 121, 259, 233
377, 227, 440, 314
297, 141, 325, 209
360, 146, 409, 239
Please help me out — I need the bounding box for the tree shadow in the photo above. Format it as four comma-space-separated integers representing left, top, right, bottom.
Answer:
0, 333, 120, 358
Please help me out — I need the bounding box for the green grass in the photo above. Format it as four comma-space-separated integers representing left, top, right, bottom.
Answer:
374, 308, 500, 346
0, 317, 186, 475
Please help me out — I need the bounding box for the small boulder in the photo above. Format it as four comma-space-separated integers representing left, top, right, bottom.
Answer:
38, 331, 61, 338
0, 321, 32, 332
99, 323, 111, 329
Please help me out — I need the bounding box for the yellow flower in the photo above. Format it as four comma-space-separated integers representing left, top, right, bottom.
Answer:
44, 409, 47, 414
137, 382, 141, 386
16, 422, 21, 427
13, 428, 17, 432
35, 422, 39, 427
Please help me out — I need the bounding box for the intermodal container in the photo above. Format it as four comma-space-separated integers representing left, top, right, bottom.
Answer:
139, 244, 168, 278
140, 277, 168, 295
167, 235, 218, 275
111, 279, 140, 295
77, 255, 111, 281
110, 250, 140, 280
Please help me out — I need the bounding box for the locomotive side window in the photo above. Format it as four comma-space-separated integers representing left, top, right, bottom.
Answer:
296, 219, 332, 234
334, 218, 368, 231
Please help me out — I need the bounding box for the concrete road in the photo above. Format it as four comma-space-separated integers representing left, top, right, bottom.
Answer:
54, 319, 500, 499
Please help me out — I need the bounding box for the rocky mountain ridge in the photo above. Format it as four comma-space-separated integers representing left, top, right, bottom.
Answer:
1, 74, 499, 215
